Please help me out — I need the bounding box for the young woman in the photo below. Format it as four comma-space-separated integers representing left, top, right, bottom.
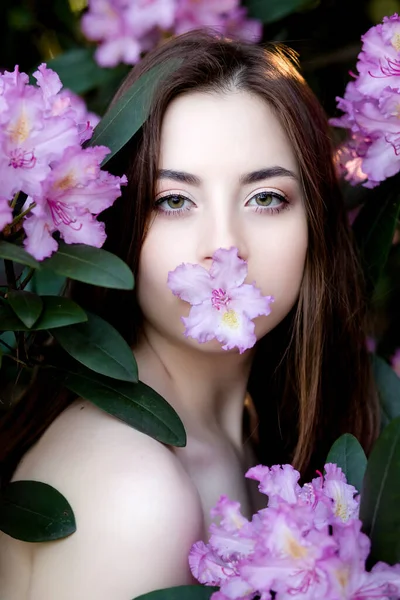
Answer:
0, 30, 379, 600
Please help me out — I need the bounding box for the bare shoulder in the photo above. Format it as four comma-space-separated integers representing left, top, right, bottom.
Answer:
9, 400, 204, 600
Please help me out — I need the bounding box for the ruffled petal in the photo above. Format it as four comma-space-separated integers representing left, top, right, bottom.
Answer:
229, 283, 274, 319
168, 263, 213, 304
182, 302, 220, 343
210, 247, 247, 289
23, 212, 58, 260
215, 309, 256, 354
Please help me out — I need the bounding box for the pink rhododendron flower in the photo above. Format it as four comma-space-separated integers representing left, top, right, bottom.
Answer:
22, 145, 127, 260
0, 76, 79, 198
0, 63, 126, 259
174, 0, 235, 34
81, 0, 262, 67
190, 463, 400, 599
81, 0, 143, 67
33, 64, 100, 143
330, 14, 400, 186
167, 247, 274, 354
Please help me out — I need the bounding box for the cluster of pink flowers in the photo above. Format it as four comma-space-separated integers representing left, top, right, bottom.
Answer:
190, 463, 400, 599
0, 64, 127, 260
331, 14, 400, 188
168, 247, 274, 354
81, 0, 262, 68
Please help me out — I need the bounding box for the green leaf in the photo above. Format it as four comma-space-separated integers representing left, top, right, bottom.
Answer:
30, 267, 66, 296
0, 241, 40, 269
0, 480, 76, 542
51, 311, 138, 382
325, 433, 367, 493
41, 243, 134, 289
88, 58, 182, 165
0, 296, 87, 331
133, 585, 219, 600
46, 48, 115, 95
7, 290, 43, 329
359, 416, 400, 565
371, 354, 400, 431
352, 179, 400, 299
244, 0, 311, 23
53, 364, 186, 447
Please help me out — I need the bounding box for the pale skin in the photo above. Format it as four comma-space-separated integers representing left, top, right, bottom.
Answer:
0, 90, 308, 599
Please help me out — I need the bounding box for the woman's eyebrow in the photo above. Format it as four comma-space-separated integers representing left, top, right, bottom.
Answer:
157, 169, 201, 185
157, 166, 298, 186
240, 166, 298, 184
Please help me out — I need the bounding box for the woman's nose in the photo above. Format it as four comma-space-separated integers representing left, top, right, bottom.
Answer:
199, 214, 248, 264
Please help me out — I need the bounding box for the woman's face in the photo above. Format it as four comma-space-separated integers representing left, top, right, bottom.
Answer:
136, 90, 308, 352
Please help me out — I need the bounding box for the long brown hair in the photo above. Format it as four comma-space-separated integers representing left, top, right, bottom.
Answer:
0, 30, 379, 487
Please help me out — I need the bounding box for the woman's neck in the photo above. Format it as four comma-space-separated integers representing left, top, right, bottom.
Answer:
133, 325, 255, 450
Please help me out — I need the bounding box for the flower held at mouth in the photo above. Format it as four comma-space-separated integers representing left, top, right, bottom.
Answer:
167, 247, 274, 354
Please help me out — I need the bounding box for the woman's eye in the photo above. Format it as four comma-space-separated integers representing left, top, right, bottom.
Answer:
247, 191, 287, 209
155, 194, 191, 211
166, 195, 185, 209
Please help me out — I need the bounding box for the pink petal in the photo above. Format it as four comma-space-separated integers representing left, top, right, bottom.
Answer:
245, 464, 301, 504
210, 247, 247, 289
210, 495, 249, 531
229, 284, 274, 320
58, 212, 107, 247
182, 302, 220, 343
362, 135, 400, 182
189, 541, 235, 586
209, 527, 255, 561
95, 37, 142, 68
23, 212, 58, 260
168, 263, 213, 304
33, 64, 63, 102
215, 309, 256, 354
0, 197, 13, 230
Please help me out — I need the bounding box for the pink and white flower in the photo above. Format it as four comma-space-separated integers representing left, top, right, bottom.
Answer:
81, 0, 262, 68
22, 145, 127, 260
167, 247, 274, 354
189, 463, 400, 599
330, 13, 400, 186
0, 63, 126, 260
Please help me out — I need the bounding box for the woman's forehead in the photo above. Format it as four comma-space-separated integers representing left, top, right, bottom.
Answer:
157, 90, 299, 178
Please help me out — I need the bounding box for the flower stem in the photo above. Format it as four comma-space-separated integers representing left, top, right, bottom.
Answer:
10, 191, 20, 210
9, 201, 36, 228
19, 268, 35, 291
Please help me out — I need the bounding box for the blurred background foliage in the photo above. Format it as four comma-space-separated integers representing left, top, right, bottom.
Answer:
0, 0, 399, 363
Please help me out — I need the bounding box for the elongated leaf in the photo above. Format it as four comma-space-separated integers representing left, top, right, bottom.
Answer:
88, 58, 182, 165
0, 480, 76, 542
30, 268, 66, 296
244, 0, 311, 23
0, 296, 87, 331
53, 364, 186, 447
359, 416, 400, 565
352, 179, 400, 299
0, 241, 40, 269
134, 586, 219, 600
371, 354, 400, 431
41, 243, 134, 289
326, 433, 367, 493
8, 290, 43, 328
51, 311, 138, 382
